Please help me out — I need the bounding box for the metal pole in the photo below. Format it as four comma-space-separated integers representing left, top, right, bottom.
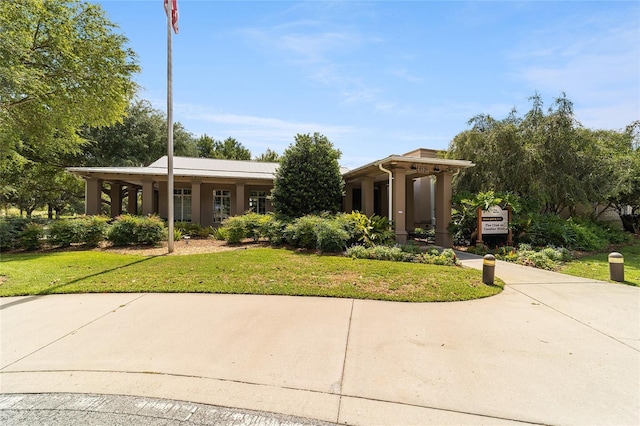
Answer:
167, 0, 174, 253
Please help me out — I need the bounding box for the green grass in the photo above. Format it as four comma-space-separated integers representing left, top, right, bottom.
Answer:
560, 239, 640, 286
0, 248, 502, 302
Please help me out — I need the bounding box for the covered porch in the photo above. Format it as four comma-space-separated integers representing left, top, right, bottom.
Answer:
342, 149, 474, 247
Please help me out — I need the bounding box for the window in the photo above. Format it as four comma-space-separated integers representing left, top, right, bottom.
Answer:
213, 190, 231, 223
249, 191, 267, 214
174, 188, 192, 222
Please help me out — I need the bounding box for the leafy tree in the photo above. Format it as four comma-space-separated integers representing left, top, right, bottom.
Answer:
195, 135, 251, 160
195, 135, 216, 158
255, 148, 281, 163
2, 152, 84, 218
271, 133, 344, 217
447, 93, 636, 215
0, 0, 139, 159
79, 99, 198, 167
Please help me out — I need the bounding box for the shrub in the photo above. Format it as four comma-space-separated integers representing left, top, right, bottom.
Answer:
340, 212, 394, 247
80, 216, 109, 247
48, 219, 81, 247
241, 212, 265, 242
315, 220, 350, 253
107, 215, 166, 246
0, 217, 31, 251
284, 215, 323, 249
220, 215, 246, 244
260, 214, 288, 246
211, 226, 227, 241
346, 245, 460, 266
18, 223, 44, 251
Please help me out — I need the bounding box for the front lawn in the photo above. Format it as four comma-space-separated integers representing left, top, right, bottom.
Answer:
559, 239, 640, 286
0, 248, 502, 302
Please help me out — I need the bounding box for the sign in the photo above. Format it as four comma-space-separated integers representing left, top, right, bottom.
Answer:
481, 205, 509, 235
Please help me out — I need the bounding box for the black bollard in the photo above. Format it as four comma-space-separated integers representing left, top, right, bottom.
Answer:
483, 254, 496, 285
608, 252, 624, 282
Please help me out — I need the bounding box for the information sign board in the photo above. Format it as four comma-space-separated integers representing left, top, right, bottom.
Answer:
481, 205, 509, 234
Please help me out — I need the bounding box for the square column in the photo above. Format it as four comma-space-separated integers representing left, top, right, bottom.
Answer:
158, 181, 168, 219
109, 183, 122, 218
361, 178, 374, 216
234, 183, 245, 216
127, 186, 138, 215
191, 181, 202, 224
85, 178, 103, 215
392, 168, 407, 244
405, 178, 415, 233
435, 171, 454, 248
343, 183, 353, 213
141, 179, 155, 216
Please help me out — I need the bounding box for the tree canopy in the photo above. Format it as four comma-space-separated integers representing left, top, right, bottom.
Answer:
195, 136, 251, 160
80, 100, 197, 167
0, 0, 139, 159
446, 94, 638, 216
271, 133, 344, 217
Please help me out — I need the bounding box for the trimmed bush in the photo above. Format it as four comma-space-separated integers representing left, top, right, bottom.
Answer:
49, 216, 109, 248
284, 215, 323, 249
48, 219, 80, 247
80, 216, 109, 247
220, 216, 246, 244
315, 220, 350, 253
346, 245, 460, 266
260, 214, 288, 246
107, 215, 166, 246
18, 223, 45, 251
0, 217, 31, 251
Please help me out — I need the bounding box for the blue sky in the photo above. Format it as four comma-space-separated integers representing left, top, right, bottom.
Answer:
95, 1, 640, 168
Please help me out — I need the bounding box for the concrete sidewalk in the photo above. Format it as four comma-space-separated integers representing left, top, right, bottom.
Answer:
1, 255, 639, 425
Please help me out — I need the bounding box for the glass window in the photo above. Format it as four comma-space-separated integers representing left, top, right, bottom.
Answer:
249, 191, 267, 214
173, 188, 192, 222
213, 190, 231, 223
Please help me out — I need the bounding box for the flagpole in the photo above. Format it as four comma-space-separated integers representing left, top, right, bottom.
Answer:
167, 0, 175, 253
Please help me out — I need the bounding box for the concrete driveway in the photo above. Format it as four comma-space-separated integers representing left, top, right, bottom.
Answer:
1, 256, 638, 425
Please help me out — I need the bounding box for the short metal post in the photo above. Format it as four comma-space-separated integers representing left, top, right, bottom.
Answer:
609, 252, 624, 282
483, 254, 495, 285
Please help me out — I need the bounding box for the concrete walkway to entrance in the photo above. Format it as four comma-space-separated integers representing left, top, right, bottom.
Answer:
1, 253, 639, 425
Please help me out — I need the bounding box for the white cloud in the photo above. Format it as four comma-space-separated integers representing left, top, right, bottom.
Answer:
174, 102, 358, 152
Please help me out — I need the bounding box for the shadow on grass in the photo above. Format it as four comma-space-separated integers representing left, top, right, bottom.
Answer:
0, 255, 163, 310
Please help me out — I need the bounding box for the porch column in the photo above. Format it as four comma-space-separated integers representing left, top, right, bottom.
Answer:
191, 181, 202, 224
393, 168, 407, 244
361, 178, 374, 216
158, 181, 168, 219
435, 171, 454, 248
141, 179, 155, 216
127, 186, 138, 215
235, 183, 245, 216
406, 178, 415, 233
109, 183, 122, 218
85, 178, 102, 215
344, 183, 353, 213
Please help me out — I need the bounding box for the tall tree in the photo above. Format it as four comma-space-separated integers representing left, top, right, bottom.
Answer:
446, 93, 636, 215
79, 99, 198, 166
195, 135, 251, 160
0, 0, 139, 159
255, 148, 281, 163
271, 133, 344, 217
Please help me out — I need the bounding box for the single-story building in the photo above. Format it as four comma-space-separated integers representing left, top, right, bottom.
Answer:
67, 148, 474, 247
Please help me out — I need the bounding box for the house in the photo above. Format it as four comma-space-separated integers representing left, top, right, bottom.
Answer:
67, 148, 474, 247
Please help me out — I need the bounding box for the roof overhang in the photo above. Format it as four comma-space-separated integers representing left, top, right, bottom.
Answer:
342, 155, 474, 182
